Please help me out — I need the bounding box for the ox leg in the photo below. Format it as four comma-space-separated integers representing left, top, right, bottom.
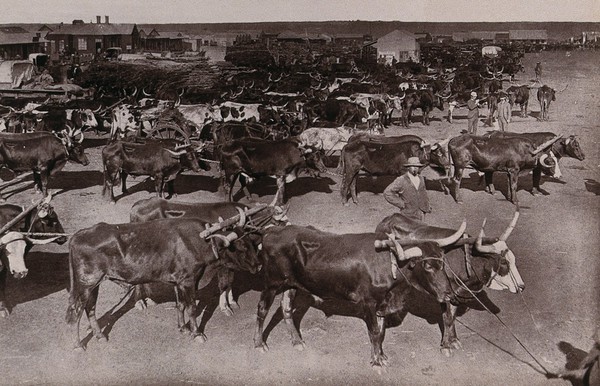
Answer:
0, 268, 9, 317
350, 175, 359, 204
85, 285, 107, 343
165, 179, 176, 199
218, 269, 236, 316
254, 287, 277, 352
440, 302, 462, 357
181, 284, 205, 342
154, 176, 164, 198
281, 289, 305, 350
364, 303, 388, 370
532, 167, 542, 196
508, 170, 520, 207
121, 172, 129, 195
273, 176, 285, 206
32, 172, 43, 194
451, 167, 465, 203
484, 172, 495, 194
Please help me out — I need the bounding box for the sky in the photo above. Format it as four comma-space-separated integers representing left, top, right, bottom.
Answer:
4, 0, 600, 24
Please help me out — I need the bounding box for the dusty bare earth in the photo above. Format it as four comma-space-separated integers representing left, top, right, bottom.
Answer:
0, 51, 598, 386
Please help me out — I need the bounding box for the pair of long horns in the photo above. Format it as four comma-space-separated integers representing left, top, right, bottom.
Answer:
375, 220, 467, 250
475, 211, 520, 253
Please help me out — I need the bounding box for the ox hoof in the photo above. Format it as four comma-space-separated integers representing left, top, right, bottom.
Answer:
145, 298, 157, 307
440, 347, 453, 357
255, 343, 269, 353
73, 345, 86, 352
193, 333, 207, 342
292, 341, 306, 351
220, 306, 234, 317
0, 308, 9, 318
134, 300, 147, 311
531, 190, 542, 197
96, 334, 108, 343
450, 340, 463, 350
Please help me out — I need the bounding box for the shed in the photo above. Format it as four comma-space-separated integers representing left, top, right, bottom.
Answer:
374, 30, 419, 64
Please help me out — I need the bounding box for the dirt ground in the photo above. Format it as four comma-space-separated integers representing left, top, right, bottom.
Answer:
0, 50, 598, 386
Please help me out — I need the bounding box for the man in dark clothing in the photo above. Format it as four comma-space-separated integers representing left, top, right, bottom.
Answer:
383, 157, 431, 221
535, 62, 542, 82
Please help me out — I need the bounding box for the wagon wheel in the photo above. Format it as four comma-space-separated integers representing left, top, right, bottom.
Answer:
147, 121, 190, 143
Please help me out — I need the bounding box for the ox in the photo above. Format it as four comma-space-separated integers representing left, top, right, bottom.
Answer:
340, 135, 450, 205
219, 102, 261, 123
129, 198, 288, 314
323, 98, 382, 133
0, 130, 89, 195
219, 138, 327, 205
448, 134, 561, 206
506, 85, 530, 118
0, 198, 66, 317
254, 223, 465, 370
485, 131, 585, 185
66, 218, 262, 350
297, 126, 357, 157
537, 85, 556, 121
401, 89, 443, 127
377, 212, 523, 356
101, 139, 206, 203
177, 103, 223, 132
110, 104, 140, 140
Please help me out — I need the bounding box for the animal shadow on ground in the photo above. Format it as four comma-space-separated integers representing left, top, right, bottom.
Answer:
82, 137, 111, 149
584, 179, 600, 195
554, 341, 591, 386
231, 176, 335, 202
355, 175, 396, 195
454, 171, 556, 200
7, 251, 69, 313
258, 287, 500, 347
47, 170, 104, 191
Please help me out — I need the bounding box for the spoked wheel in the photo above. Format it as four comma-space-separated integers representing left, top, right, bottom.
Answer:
147, 122, 190, 143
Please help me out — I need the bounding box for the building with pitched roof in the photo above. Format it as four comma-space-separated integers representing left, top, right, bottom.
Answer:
45, 16, 139, 61
0, 26, 47, 59
509, 30, 548, 44
373, 29, 419, 64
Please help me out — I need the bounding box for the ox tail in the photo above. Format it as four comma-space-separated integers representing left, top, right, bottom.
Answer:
65, 244, 82, 325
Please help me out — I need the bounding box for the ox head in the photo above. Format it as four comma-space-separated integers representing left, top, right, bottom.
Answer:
57, 126, 89, 166
472, 212, 524, 293
562, 135, 585, 161
166, 143, 209, 173
206, 228, 262, 274
298, 143, 328, 175
110, 104, 140, 140
422, 138, 451, 176
0, 231, 61, 279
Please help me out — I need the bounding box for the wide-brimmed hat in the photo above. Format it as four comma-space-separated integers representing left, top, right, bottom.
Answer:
404, 157, 425, 167
470, 91, 477, 97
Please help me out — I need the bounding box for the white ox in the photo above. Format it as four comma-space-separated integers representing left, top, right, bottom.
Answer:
219, 102, 261, 122
176, 103, 223, 131
298, 127, 357, 155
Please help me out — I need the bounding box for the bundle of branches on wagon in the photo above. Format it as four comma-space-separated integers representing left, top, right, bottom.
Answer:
79, 60, 220, 101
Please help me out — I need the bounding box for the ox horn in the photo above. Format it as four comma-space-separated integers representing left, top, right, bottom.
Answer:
142, 87, 152, 97
92, 105, 102, 113
373, 238, 423, 260
539, 153, 553, 168
531, 134, 563, 155
27, 235, 63, 245
166, 148, 187, 156
131, 86, 138, 98
434, 220, 467, 247
72, 128, 84, 143
236, 206, 246, 227
177, 88, 185, 97
499, 211, 520, 241
474, 218, 496, 253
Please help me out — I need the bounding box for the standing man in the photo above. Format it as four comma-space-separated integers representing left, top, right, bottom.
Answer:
467, 91, 481, 135
535, 61, 543, 82
497, 91, 511, 131
383, 157, 431, 221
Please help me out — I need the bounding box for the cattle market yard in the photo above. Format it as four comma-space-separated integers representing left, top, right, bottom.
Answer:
0, 50, 598, 385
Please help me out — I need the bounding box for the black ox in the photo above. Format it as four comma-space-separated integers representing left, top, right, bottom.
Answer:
255, 223, 465, 370
219, 138, 327, 206
340, 135, 450, 205
448, 134, 561, 206
401, 89, 444, 127
66, 218, 262, 350
0, 131, 89, 195
101, 139, 207, 203
376, 212, 524, 356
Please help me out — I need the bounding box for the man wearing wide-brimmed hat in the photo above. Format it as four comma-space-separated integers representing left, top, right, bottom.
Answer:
467, 91, 481, 135
497, 91, 511, 131
383, 157, 431, 221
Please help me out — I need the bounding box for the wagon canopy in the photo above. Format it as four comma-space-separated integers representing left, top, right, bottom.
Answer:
482, 46, 502, 58
0, 60, 35, 88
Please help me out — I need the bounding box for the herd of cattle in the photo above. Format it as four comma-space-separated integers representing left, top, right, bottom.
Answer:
0, 51, 588, 371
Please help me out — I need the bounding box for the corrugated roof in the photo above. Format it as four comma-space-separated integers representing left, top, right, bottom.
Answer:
0, 32, 39, 45
147, 31, 187, 39
47, 23, 136, 36
509, 30, 548, 40
377, 30, 416, 42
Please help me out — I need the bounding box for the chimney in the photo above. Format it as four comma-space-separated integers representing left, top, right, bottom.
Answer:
96, 16, 101, 24
105, 15, 109, 24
